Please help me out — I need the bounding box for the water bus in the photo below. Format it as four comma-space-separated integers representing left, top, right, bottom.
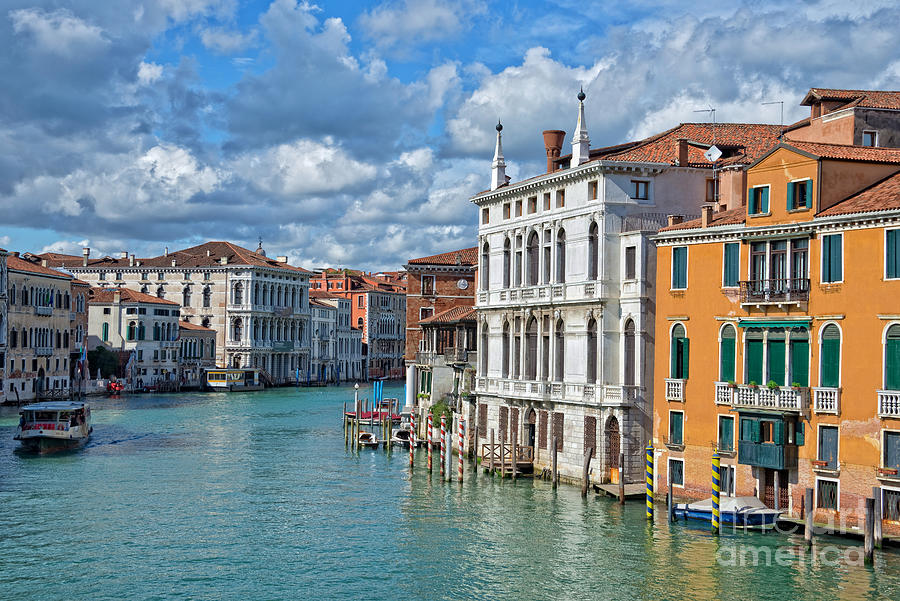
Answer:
205, 369, 264, 391
14, 401, 92, 454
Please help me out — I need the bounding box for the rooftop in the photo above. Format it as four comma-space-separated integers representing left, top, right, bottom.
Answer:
89, 287, 180, 306
818, 171, 900, 217
419, 305, 476, 324
658, 207, 747, 232
801, 88, 900, 111
7, 255, 74, 279
407, 247, 478, 266
781, 140, 900, 164
179, 321, 215, 332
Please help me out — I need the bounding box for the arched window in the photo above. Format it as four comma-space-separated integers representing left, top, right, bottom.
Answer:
820, 324, 841, 388
719, 324, 736, 382
542, 231, 552, 285
141, 285, 149, 295
514, 235, 523, 287
586, 318, 597, 383
789, 328, 809, 387
480, 325, 488, 373
9, 284, 15, 306
233, 283, 243, 305
554, 319, 565, 381
22, 328, 28, 347
588, 222, 598, 281
10, 329, 17, 348
526, 232, 539, 286
512, 318, 521, 378
254, 283, 260, 305
63, 331, 69, 348
183, 287, 191, 307
556, 228, 566, 283
138, 322, 145, 340
624, 319, 636, 386
503, 238, 511, 289
357, 317, 363, 328
501, 321, 510, 378
202, 286, 211, 308
153, 322, 160, 341
745, 329, 763, 384
885, 324, 900, 390
127, 321, 136, 341
525, 317, 538, 380
232, 318, 243, 342
670, 323, 689, 379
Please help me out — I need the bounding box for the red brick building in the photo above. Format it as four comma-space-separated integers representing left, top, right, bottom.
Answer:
404, 248, 477, 361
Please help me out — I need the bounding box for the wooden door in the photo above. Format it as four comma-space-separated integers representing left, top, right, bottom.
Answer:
763, 469, 775, 508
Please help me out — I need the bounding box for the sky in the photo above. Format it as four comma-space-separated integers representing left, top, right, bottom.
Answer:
2, 0, 900, 271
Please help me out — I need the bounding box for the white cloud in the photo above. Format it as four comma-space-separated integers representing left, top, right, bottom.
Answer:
360, 0, 480, 51
137, 61, 163, 85
9, 8, 108, 56
200, 27, 258, 54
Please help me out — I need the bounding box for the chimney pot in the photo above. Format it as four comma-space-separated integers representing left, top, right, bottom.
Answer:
276, 255, 288, 263
171, 259, 177, 267
120, 251, 128, 259
129, 254, 135, 267
677, 138, 689, 166
164, 246, 169, 257
82, 247, 90, 267
701, 203, 714, 228
667, 215, 684, 227
41, 259, 48, 267
543, 130, 566, 173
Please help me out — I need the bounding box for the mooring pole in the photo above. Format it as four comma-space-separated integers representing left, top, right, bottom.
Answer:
551, 435, 558, 488
511, 429, 518, 482
343, 402, 348, 447
804, 488, 814, 548
581, 447, 593, 498
409, 413, 415, 469
427, 413, 433, 472
873, 486, 883, 549
439, 415, 447, 479
619, 451, 626, 505
645, 443, 654, 520
865, 497, 875, 565
668, 479, 675, 522
500, 430, 506, 479
711, 452, 720, 535
458, 419, 464, 483
489, 428, 495, 474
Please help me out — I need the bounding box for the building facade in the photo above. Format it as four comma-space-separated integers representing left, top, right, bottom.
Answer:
5, 255, 75, 402
653, 140, 900, 530
179, 322, 217, 388
313, 294, 363, 382
0, 248, 7, 402
310, 298, 337, 383
41, 241, 312, 384
472, 92, 782, 483
87, 287, 182, 387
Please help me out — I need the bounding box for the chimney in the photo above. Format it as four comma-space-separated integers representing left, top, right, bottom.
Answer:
120, 251, 128, 259
129, 254, 135, 267
667, 215, 684, 227
219, 256, 228, 265
164, 246, 169, 257
41, 259, 48, 267
171, 259, 177, 267
490, 120, 507, 191
677, 138, 689, 166
207, 249, 211, 257
114, 290, 121, 304
543, 130, 566, 173
82, 247, 90, 267
276, 256, 288, 263
701, 203, 714, 228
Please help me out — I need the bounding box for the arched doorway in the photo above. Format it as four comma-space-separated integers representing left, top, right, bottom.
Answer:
525, 407, 537, 449
605, 416, 621, 483
232, 355, 241, 368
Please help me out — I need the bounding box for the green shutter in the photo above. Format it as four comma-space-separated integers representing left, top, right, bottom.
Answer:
751, 419, 761, 443
805, 180, 813, 209
724, 243, 739, 287
682, 338, 690, 379
821, 335, 840, 388
887, 337, 900, 391
749, 189, 757, 214
747, 339, 763, 384
761, 187, 769, 213
719, 417, 734, 451
768, 339, 786, 386
796, 421, 805, 446
786, 181, 794, 210
823, 235, 843, 282
790, 339, 809, 387
673, 247, 687, 289
773, 420, 784, 445
720, 334, 735, 382
887, 230, 900, 279
670, 338, 677, 379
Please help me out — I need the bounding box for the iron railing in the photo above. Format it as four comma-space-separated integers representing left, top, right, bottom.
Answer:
740, 278, 809, 304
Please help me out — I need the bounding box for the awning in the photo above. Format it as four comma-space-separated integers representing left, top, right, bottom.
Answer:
737, 319, 811, 329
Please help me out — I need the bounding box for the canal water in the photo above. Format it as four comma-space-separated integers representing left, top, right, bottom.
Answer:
2, 384, 899, 600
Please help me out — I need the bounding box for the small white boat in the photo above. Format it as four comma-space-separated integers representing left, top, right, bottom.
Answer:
358, 431, 380, 448
14, 401, 92, 454
391, 428, 417, 447
674, 495, 782, 528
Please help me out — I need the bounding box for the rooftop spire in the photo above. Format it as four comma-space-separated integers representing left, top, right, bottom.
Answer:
491, 119, 506, 191
572, 87, 590, 166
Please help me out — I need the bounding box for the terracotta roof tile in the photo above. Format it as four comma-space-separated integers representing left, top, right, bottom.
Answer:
7, 255, 74, 278
179, 321, 215, 332
817, 170, 900, 217
419, 305, 476, 324
784, 141, 900, 164
658, 207, 747, 232
89, 287, 180, 306
407, 247, 478, 266
801, 88, 900, 110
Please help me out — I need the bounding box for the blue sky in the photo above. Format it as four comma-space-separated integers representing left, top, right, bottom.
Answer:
2, 0, 900, 270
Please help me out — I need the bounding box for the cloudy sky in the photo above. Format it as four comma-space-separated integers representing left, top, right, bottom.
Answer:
2, 0, 900, 270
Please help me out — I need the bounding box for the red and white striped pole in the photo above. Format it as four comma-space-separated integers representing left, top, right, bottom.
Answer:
409, 412, 415, 469
458, 419, 464, 483
440, 415, 446, 479
427, 413, 433, 472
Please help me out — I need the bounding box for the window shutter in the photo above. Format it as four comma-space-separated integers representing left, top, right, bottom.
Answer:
887, 335, 900, 391
720, 335, 735, 382
886, 432, 900, 471
786, 182, 794, 210
670, 339, 677, 379
768, 339, 786, 386
749, 189, 757, 214
824, 235, 842, 282
761, 187, 769, 213
747, 339, 764, 384
796, 421, 805, 446
887, 230, 900, 279
805, 180, 813, 209
724, 243, 739, 287
682, 338, 690, 379
751, 419, 761, 443
773, 420, 784, 445
821, 333, 840, 388
790, 339, 809, 387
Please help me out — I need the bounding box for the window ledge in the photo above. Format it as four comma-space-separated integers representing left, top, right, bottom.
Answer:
748, 212, 772, 218
664, 442, 685, 452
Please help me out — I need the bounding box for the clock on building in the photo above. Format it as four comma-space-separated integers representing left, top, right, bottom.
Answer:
457, 279, 468, 290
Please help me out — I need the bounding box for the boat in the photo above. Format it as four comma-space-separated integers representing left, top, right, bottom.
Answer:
673, 496, 781, 528
205, 368, 264, 391
358, 431, 380, 448
14, 401, 92, 454
107, 380, 124, 394
391, 428, 417, 447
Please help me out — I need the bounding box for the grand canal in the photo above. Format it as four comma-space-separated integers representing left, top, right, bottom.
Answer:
2, 384, 900, 600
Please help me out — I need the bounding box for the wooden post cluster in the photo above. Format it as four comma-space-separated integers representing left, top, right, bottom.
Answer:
581, 447, 593, 498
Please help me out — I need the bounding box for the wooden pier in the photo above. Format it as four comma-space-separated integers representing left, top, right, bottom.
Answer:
480, 442, 534, 477
593, 483, 645, 499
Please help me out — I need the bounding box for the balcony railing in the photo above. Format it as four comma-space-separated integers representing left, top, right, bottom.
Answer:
34, 306, 53, 316
738, 441, 798, 470
443, 347, 471, 363
813, 387, 841, 414
740, 278, 809, 305
878, 390, 900, 418
714, 382, 733, 405
665, 378, 685, 402
416, 351, 435, 365
473, 377, 642, 406
35, 346, 53, 356
732, 384, 808, 412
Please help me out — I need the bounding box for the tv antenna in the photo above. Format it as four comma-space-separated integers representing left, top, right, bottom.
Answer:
762, 100, 784, 138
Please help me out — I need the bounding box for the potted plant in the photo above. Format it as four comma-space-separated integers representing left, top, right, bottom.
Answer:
767, 380, 779, 390
748, 381, 758, 389
791, 382, 803, 390
727, 380, 737, 389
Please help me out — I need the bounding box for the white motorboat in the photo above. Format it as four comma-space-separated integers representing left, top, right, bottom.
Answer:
14, 401, 92, 454
358, 431, 380, 448
391, 428, 417, 447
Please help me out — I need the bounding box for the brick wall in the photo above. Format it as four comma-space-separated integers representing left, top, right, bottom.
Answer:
405, 267, 475, 359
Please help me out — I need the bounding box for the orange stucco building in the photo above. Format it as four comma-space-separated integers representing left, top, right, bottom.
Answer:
652, 140, 900, 531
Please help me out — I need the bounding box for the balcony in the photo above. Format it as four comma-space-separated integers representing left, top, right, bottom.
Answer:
813, 387, 841, 414
35, 346, 53, 356
738, 441, 798, 470
732, 384, 808, 412
878, 390, 900, 418
416, 350, 435, 365
34, 306, 52, 316
443, 347, 473, 364
714, 382, 733, 405
476, 280, 612, 308
602, 385, 641, 406
474, 377, 641, 407
665, 378, 685, 402
740, 278, 809, 306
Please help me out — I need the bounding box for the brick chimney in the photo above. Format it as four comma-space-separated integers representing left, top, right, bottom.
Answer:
276, 256, 288, 263
701, 203, 714, 228
129, 254, 135, 267
667, 215, 684, 227
82, 247, 90, 267
543, 130, 566, 173
677, 138, 689, 166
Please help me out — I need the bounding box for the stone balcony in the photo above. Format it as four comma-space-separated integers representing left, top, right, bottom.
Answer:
476, 280, 613, 308
475, 376, 641, 406
665, 378, 685, 402
34, 306, 53, 316
878, 390, 900, 418
813, 387, 841, 414
732, 384, 808, 412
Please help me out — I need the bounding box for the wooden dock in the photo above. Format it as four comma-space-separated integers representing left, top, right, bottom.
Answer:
480, 443, 534, 477
593, 483, 646, 499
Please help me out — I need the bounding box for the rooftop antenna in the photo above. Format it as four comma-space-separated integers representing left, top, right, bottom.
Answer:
694, 105, 720, 204
762, 100, 784, 138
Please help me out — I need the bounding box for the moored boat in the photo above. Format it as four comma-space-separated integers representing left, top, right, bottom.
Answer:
358, 431, 380, 448
673, 496, 781, 528
14, 401, 92, 454
390, 428, 417, 447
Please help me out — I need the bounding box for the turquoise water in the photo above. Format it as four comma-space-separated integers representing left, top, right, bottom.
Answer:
2, 384, 899, 600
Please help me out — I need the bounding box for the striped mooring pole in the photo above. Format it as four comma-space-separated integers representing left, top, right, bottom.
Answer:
458, 419, 464, 483
440, 415, 446, 479
427, 413, 433, 472
409, 413, 415, 469
645, 443, 654, 519
712, 452, 721, 534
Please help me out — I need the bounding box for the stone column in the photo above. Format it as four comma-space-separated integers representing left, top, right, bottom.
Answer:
405, 363, 415, 409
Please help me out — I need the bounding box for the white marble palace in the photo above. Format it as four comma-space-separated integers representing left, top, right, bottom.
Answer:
472, 90, 782, 483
